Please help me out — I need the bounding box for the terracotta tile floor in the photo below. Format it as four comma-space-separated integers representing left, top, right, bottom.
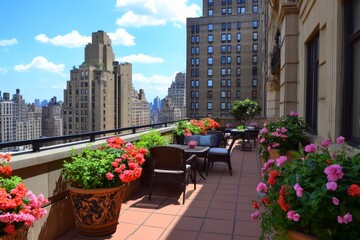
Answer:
58, 141, 262, 240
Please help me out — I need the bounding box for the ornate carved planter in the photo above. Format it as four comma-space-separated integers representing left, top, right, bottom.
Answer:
0, 225, 29, 240
68, 184, 127, 237
288, 230, 317, 240
268, 149, 295, 160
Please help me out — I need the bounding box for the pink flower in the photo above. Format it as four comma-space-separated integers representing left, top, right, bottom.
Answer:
106, 172, 114, 180
304, 143, 317, 153
281, 127, 287, 133
336, 136, 345, 144
324, 164, 344, 182
259, 138, 265, 143
338, 213, 352, 224
294, 183, 303, 197
321, 138, 332, 147
326, 181, 337, 191
275, 156, 287, 167
332, 197, 339, 205
272, 143, 280, 148
262, 159, 275, 172
251, 210, 261, 220
256, 182, 268, 193
290, 111, 299, 117
287, 210, 300, 221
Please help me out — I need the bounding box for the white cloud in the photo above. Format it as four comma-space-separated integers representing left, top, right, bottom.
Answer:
132, 73, 176, 100
117, 54, 163, 64
116, 11, 166, 28
0, 38, 18, 47
35, 30, 91, 48
108, 28, 136, 46
115, 0, 201, 27
14, 56, 66, 76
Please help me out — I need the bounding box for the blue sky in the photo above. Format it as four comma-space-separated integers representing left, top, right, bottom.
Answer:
0, 0, 202, 104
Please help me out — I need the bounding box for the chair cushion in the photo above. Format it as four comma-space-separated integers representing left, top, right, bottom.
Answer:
198, 134, 216, 147
184, 135, 200, 145
208, 147, 228, 155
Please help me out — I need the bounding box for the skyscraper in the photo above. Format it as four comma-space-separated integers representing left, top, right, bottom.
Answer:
63, 30, 132, 136
42, 97, 63, 140
186, 0, 263, 118
168, 72, 186, 119
132, 89, 150, 127
0, 92, 14, 143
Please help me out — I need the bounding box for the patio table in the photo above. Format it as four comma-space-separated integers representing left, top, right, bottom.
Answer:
169, 144, 210, 180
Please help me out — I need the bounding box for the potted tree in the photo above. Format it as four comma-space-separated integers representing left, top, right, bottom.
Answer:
62, 136, 147, 237
230, 98, 262, 128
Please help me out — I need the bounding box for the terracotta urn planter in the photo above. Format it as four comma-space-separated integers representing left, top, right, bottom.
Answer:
268, 149, 295, 160
288, 230, 317, 240
68, 184, 127, 237
0, 225, 29, 240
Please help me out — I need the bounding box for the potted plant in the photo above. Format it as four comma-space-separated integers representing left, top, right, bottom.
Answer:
62, 136, 147, 237
258, 111, 308, 159
0, 153, 48, 239
252, 136, 360, 239
230, 98, 262, 125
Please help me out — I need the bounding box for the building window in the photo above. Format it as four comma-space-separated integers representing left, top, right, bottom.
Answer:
208, 0, 213, 6
195, 68, 199, 77
228, 0, 232, 4
208, 34, 213, 43
191, 58, 194, 66
227, 79, 231, 87
222, 0, 226, 5
236, 44, 241, 53
221, 79, 226, 87
222, 8, 226, 15
208, 68, 213, 76
221, 33, 226, 42
236, 67, 241, 76
195, 58, 199, 66
253, 43, 258, 52
237, 6, 245, 14
237, 21, 241, 30
252, 78, 257, 87
306, 34, 319, 134
208, 9, 213, 16
191, 47, 194, 55
191, 80, 194, 87
191, 36, 195, 43
208, 57, 213, 65
195, 46, 199, 54
227, 22, 231, 30
252, 66, 257, 76
227, 33, 232, 42
237, 33, 241, 41
208, 45, 213, 54
221, 68, 226, 76
227, 56, 231, 64
191, 69, 194, 77
228, 8, 232, 14
221, 22, 226, 31
236, 56, 241, 64
236, 90, 241, 98
236, 79, 241, 87
253, 32, 258, 40
237, 0, 245, 3
343, 1, 360, 145
227, 45, 232, 53
191, 91, 194, 99
227, 102, 231, 110
227, 68, 231, 76
221, 90, 226, 98
227, 90, 231, 98
207, 90, 213, 98
207, 79, 213, 87
196, 25, 200, 33
208, 23, 213, 31
195, 91, 199, 98
221, 56, 226, 65
196, 35, 200, 43
253, 5, 258, 13
221, 102, 226, 110
253, 20, 258, 29
207, 102, 213, 110
195, 80, 199, 87
252, 55, 258, 64
221, 45, 226, 53
252, 90, 257, 99
195, 102, 199, 110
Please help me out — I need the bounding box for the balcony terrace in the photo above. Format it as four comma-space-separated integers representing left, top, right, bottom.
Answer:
3, 124, 262, 240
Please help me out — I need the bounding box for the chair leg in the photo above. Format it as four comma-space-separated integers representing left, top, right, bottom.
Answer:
148, 174, 154, 201
183, 179, 186, 204
206, 158, 211, 176
228, 160, 232, 176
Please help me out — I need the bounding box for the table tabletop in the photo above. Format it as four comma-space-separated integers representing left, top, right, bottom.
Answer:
169, 144, 210, 154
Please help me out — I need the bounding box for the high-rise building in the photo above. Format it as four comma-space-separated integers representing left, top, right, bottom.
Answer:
132, 89, 150, 127
159, 96, 182, 123
42, 97, 63, 140
168, 72, 186, 119
0, 92, 14, 143
63, 30, 132, 136
186, 0, 263, 118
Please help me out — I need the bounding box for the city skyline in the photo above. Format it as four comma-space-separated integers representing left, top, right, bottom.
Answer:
0, 0, 202, 103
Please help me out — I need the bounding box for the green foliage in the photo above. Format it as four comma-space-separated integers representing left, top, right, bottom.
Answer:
237, 125, 245, 130
230, 98, 262, 125
254, 138, 360, 239
0, 175, 22, 192
134, 130, 169, 156
173, 118, 220, 136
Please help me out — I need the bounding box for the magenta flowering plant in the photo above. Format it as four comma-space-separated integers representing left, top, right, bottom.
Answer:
252, 136, 360, 239
0, 154, 48, 236
258, 112, 308, 155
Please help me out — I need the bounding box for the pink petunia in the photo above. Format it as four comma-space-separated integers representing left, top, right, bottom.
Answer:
304, 143, 317, 153
324, 164, 344, 182
275, 156, 287, 167
294, 183, 303, 197
287, 210, 300, 221
326, 181, 338, 191
338, 213, 352, 224
259, 138, 265, 143
106, 172, 114, 180
332, 197, 339, 205
336, 136, 345, 144
321, 138, 332, 147
251, 210, 261, 220
256, 182, 268, 193
290, 111, 298, 117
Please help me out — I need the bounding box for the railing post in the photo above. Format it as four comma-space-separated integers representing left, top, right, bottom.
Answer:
90, 134, 95, 142
32, 141, 40, 152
